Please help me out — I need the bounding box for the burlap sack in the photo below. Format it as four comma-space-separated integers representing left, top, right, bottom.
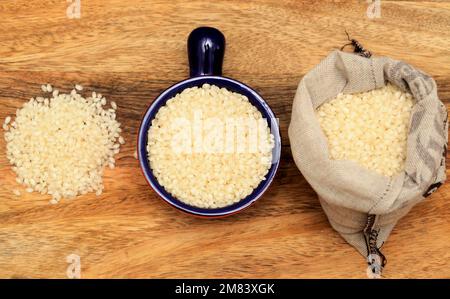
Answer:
288, 50, 448, 271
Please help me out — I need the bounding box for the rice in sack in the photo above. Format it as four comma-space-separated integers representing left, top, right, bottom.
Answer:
288, 50, 448, 275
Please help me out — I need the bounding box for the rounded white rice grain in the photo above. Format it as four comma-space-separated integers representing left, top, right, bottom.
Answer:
147, 84, 274, 209
5, 85, 124, 203
316, 83, 413, 177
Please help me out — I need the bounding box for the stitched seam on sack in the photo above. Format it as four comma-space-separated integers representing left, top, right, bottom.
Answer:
369, 179, 392, 214
370, 58, 377, 88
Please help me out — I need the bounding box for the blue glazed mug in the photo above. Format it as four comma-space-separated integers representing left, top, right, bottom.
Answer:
137, 27, 281, 217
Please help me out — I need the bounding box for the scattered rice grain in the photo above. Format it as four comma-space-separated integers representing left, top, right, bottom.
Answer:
4, 116, 11, 125
4, 85, 123, 202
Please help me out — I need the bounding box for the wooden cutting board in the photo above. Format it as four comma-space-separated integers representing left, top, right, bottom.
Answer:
0, 0, 449, 278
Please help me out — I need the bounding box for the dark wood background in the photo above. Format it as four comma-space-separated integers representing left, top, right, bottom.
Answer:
0, 0, 449, 278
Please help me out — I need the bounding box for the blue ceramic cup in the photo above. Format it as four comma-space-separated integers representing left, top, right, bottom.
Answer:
137, 27, 281, 217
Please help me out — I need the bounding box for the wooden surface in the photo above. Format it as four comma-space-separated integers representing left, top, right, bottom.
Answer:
0, 0, 449, 278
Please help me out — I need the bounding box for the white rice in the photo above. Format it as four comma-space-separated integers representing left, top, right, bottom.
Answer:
147, 84, 274, 209
316, 83, 414, 177
4, 85, 123, 202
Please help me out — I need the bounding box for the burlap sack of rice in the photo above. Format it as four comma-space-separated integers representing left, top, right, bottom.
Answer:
288, 50, 448, 273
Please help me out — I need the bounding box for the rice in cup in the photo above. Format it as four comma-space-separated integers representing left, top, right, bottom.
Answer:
147, 84, 275, 208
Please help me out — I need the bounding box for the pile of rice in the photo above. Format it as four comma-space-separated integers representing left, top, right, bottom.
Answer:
3, 84, 124, 203
147, 84, 275, 208
316, 83, 414, 177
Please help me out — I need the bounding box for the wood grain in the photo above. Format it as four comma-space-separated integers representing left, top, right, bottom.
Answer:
0, 0, 449, 278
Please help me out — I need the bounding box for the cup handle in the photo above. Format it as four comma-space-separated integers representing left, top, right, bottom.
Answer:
188, 27, 225, 77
